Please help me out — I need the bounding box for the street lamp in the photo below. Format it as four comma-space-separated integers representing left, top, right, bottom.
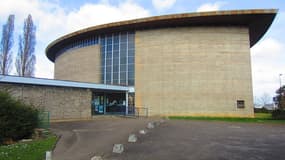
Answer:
279, 74, 283, 89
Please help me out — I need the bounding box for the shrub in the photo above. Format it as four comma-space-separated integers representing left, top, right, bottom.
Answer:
0, 91, 38, 144
254, 107, 271, 113
272, 109, 285, 120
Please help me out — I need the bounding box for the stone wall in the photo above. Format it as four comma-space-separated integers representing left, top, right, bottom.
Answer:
135, 26, 254, 117
54, 45, 101, 83
0, 83, 92, 121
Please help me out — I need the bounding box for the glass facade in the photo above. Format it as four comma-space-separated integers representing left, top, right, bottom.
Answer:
55, 36, 99, 59
55, 32, 135, 86
100, 32, 135, 86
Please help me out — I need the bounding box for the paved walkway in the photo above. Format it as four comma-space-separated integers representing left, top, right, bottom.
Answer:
51, 117, 154, 160
51, 118, 285, 160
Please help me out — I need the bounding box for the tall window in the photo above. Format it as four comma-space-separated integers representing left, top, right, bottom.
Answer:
54, 32, 135, 86
100, 32, 135, 86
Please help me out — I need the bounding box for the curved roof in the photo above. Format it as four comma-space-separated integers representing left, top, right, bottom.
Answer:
46, 9, 277, 62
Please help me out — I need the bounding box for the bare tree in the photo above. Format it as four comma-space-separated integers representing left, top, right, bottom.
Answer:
258, 93, 271, 107
0, 15, 15, 75
16, 14, 36, 77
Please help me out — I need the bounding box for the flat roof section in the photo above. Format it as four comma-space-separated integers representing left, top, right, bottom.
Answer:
0, 75, 129, 92
46, 9, 278, 62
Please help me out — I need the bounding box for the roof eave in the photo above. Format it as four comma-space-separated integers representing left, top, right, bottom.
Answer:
46, 9, 278, 62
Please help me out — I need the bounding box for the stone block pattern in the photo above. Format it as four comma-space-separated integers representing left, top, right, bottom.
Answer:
135, 27, 254, 117
0, 83, 92, 120
54, 45, 101, 83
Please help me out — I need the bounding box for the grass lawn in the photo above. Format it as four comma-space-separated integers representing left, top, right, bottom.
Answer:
0, 135, 57, 160
169, 113, 285, 123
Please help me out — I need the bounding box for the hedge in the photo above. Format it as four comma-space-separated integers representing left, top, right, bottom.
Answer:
254, 107, 272, 113
272, 109, 285, 120
0, 91, 38, 144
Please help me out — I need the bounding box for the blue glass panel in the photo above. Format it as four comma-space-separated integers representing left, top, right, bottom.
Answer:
113, 72, 119, 80
128, 64, 134, 72
106, 58, 112, 66
120, 64, 127, 72
120, 34, 127, 43
128, 79, 134, 86
106, 72, 111, 81
113, 50, 119, 58
107, 45, 112, 52
114, 34, 119, 44
113, 64, 119, 72
128, 33, 134, 40
113, 44, 119, 51
120, 72, 126, 85
100, 36, 105, 45
113, 79, 119, 84
128, 56, 134, 64
106, 80, 111, 84
113, 58, 119, 66
106, 65, 112, 73
120, 56, 127, 64
128, 49, 134, 57
107, 35, 112, 43
128, 71, 134, 79
128, 42, 134, 50
120, 43, 127, 50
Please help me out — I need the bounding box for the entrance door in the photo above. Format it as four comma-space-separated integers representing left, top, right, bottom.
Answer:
105, 93, 125, 115
91, 94, 104, 115
92, 92, 128, 115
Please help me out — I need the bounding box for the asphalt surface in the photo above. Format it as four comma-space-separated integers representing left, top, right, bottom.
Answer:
51, 118, 285, 160
51, 117, 155, 160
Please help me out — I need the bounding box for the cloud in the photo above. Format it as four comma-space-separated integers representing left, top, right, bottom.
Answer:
0, 0, 150, 78
66, 2, 150, 33
251, 38, 285, 98
152, 0, 176, 11
196, 2, 225, 12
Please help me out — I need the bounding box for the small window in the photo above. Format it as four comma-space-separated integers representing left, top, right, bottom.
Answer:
237, 100, 245, 108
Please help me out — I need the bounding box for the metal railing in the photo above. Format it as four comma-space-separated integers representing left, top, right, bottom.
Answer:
38, 111, 50, 129
128, 106, 148, 117
135, 107, 149, 117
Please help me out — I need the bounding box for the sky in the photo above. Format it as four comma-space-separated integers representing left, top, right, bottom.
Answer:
0, 0, 284, 102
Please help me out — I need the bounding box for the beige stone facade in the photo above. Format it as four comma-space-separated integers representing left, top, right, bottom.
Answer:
135, 27, 254, 117
0, 83, 92, 121
55, 45, 101, 83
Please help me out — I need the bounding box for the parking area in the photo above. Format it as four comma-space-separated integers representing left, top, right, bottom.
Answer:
51, 117, 155, 160
51, 118, 285, 160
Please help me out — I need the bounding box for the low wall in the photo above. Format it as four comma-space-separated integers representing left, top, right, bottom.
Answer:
0, 83, 92, 121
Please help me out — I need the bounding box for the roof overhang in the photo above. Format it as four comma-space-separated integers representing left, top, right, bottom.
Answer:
46, 9, 278, 62
0, 75, 129, 92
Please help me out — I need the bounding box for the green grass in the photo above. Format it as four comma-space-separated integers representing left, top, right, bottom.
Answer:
0, 136, 57, 160
169, 113, 285, 123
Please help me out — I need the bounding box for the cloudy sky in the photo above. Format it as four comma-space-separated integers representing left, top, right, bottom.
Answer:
0, 0, 284, 101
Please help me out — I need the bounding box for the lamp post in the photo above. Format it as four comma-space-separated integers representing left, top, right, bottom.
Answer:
279, 74, 283, 89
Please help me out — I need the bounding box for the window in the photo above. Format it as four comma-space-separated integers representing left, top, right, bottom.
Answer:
237, 100, 245, 108
128, 56, 134, 64
99, 32, 135, 86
